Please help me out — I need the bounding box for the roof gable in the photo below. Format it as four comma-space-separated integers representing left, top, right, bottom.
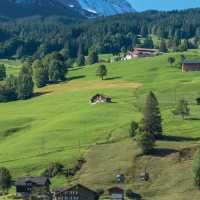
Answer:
16, 177, 51, 186
55, 184, 97, 196
182, 60, 200, 64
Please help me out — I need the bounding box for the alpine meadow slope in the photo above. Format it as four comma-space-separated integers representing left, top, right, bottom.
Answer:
0, 51, 200, 199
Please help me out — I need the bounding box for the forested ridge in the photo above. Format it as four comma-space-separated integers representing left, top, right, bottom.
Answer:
0, 8, 200, 59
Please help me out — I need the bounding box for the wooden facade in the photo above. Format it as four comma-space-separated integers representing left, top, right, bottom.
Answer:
16, 177, 51, 199
55, 184, 98, 200
108, 187, 124, 200
182, 60, 200, 72
90, 94, 112, 104
133, 48, 159, 58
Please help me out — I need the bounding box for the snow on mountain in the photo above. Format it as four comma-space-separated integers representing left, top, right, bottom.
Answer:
0, 0, 135, 18
13, 0, 135, 16
78, 0, 135, 16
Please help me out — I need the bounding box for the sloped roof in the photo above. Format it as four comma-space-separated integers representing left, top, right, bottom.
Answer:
182, 60, 200, 64
55, 184, 97, 196
134, 48, 158, 52
108, 186, 124, 193
91, 94, 111, 99
16, 177, 50, 186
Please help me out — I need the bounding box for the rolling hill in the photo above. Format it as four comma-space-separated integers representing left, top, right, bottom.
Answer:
0, 50, 200, 199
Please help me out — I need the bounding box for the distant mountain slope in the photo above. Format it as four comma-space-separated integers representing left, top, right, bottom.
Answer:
0, 0, 135, 18
78, 0, 135, 16
0, 0, 86, 18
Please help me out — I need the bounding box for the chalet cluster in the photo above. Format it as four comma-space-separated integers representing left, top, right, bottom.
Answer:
15, 176, 128, 200
123, 48, 160, 60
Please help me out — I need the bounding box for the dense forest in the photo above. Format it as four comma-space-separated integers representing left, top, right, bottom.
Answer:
0, 8, 200, 60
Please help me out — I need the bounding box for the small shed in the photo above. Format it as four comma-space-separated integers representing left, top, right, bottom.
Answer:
116, 174, 125, 184
55, 184, 99, 200
16, 176, 51, 199
90, 94, 112, 104
182, 60, 200, 72
108, 187, 124, 200
139, 171, 149, 181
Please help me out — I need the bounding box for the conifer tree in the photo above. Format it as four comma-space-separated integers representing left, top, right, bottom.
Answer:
141, 91, 163, 139
96, 64, 107, 80
193, 149, 200, 189
17, 68, 34, 100
76, 55, 85, 67
168, 57, 175, 66
136, 131, 155, 154
0, 64, 6, 81
87, 51, 99, 65
159, 40, 168, 53
33, 59, 48, 88
0, 167, 12, 193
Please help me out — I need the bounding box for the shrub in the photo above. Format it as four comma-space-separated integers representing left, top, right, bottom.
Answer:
42, 162, 64, 178
129, 121, 139, 137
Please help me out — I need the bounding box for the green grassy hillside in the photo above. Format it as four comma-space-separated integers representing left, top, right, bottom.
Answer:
0, 51, 200, 199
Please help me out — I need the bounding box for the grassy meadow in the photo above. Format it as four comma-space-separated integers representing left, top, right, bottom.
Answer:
0, 50, 200, 199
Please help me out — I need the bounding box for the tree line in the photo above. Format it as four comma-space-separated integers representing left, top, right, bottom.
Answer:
0, 9, 200, 60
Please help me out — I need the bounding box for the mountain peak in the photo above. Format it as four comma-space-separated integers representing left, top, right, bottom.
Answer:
0, 0, 135, 18
78, 0, 135, 16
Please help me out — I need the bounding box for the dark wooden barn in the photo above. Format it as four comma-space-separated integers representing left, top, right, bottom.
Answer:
55, 184, 99, 200
182, 60, 200, 72
16, 176, 51, 199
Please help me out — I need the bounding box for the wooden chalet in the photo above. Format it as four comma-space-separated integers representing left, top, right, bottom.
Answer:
16, 176, 51, 199
54, 184, 99, 200
108, 187, 124, 200
182, 60, 200, 72
90, 94, 112, 104
132, 48, 159, 58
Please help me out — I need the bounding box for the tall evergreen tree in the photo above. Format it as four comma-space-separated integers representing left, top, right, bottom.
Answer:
0, 167, 12, 193
136, 131, 155, 154
141, 91, 163, 139
159, 40, 168, 53
5, 75, 18, 101
33, 59, 48, 88
17, 68, 34, 100
0, 64, 6, 81
193, 149, 200, 189
76, 55, 85, 67
87, 51, 99, 65
96, 64, 107, 80
48, 60, 67, 83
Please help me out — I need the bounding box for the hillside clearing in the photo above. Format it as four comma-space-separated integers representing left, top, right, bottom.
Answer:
36, 80, 142, 95
0, 51, 200, 199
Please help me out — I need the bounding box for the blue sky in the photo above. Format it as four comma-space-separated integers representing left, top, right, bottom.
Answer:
128, 0, 200, 11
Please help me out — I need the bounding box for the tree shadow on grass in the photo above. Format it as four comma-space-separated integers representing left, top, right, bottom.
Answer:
104, 76, 122, 80
185, 117, 200, 121
161, 135, 200, 142
128, 192, 142, 200
151, 148, 179, 157
33, 91, 52, 98
69, 67, 83, 71
68, 75, 86, 81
